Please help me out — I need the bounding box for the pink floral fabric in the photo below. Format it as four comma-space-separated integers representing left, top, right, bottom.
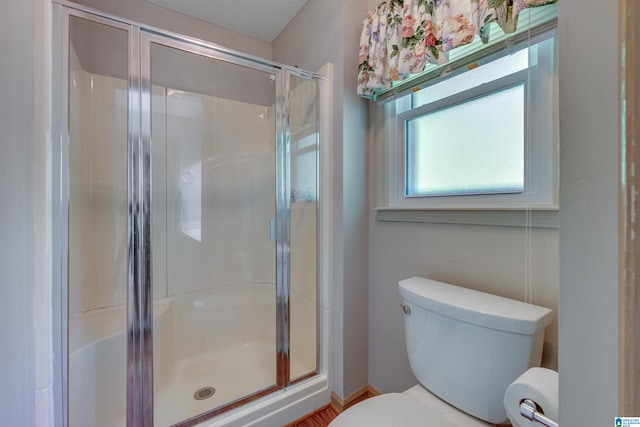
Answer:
357, 0, 557, 99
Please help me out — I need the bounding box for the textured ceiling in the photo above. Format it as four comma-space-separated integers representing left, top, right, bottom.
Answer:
147, 0, 310, 42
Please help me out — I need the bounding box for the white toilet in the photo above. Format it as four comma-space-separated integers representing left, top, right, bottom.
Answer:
329, 277, 553, 427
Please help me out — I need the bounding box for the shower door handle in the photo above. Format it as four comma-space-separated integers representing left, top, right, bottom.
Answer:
269, 218, 276, 241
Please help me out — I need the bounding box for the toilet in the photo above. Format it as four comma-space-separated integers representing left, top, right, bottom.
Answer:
329, 277, 553, 427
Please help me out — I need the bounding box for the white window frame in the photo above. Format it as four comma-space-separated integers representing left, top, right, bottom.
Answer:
398, 70, 528, 200
382, 32, 558, 212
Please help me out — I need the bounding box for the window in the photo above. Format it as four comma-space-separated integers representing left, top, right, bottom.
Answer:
385, 32, 558, 210
405, 79, 526, 197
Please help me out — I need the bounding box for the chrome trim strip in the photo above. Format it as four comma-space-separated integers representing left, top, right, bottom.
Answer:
57, 9, 139, 427
141, 31, 277, 75
62, 5, 131, 31
139, 29, 155, 427
50, 0, 324, 81
290, 370, 320, 387
171, 385, 282, 427
315, 77, 322, 376
51, 5, 68, 426
127, 22, 143, 427
276, 70, 292, 388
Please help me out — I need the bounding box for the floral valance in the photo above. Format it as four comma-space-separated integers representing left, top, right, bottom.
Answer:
357, 0, 557, 99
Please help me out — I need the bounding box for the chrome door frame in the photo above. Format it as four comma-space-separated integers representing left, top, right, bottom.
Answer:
139, 30, 289, 426
53, 1, 324, 426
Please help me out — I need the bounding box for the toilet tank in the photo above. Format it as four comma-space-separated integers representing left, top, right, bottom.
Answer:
399, 277, 553, 425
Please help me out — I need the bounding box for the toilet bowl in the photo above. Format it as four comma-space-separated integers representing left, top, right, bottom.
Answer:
329, 277, 553, 427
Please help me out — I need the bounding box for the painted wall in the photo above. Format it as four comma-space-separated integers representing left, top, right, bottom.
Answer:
0, 1, 37, 425
365, 26, 560, 399
558, 1, 619, 425
0, 0, 51, 425
368, 218, 559, 392
273, 0, 371, 400
364, 2, 621, 425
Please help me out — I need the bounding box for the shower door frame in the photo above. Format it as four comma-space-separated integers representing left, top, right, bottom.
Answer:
52, 2, 325, 426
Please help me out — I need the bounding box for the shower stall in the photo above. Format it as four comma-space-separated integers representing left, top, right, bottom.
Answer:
53, 2, 327, 426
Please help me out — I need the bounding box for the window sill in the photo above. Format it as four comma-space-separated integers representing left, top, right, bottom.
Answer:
375, 208, 559, 229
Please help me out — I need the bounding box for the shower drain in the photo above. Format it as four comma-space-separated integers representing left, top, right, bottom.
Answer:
193, 386, 216, 401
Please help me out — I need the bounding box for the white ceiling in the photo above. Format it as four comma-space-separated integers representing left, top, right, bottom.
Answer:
147, 0, 310, 43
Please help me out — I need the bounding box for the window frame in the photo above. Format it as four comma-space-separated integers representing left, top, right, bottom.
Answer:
398, 69, 529, 200
383, 32, 558, 211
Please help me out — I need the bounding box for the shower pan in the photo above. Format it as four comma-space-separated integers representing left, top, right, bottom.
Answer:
53, 2, 327, 426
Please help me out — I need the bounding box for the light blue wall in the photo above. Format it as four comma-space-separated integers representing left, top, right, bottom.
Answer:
0, 0, 37, 425
558, 0, 619, 424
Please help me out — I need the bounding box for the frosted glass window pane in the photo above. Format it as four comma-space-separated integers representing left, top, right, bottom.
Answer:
406, 84, 525, 197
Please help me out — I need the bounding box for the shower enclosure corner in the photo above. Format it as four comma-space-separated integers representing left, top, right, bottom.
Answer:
53, 3, 324, 426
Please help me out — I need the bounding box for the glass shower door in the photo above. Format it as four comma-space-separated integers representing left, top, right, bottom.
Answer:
144, 36, 279, 426
288, 73, 319, 382
58, 6, 323, 427
66, 14, 130, 427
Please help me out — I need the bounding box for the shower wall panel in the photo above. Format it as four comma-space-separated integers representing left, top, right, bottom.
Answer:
148, 40, 280, 424
68, 70, 128, 315
158, 90, 276, 297
68, 71, 319, 310
66, 16, 131, 426
68, 73, 280, 310
68, 71, 170, 315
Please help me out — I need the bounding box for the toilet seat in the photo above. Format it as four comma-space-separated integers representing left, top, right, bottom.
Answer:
328, 385, 493, 427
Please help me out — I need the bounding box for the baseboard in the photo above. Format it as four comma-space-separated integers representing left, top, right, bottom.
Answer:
330, 385, 380, 412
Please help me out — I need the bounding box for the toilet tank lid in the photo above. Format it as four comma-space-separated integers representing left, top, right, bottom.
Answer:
399, 277, 553, 335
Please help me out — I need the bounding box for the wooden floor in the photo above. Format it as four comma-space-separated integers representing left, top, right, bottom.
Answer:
283, 404, 340, 427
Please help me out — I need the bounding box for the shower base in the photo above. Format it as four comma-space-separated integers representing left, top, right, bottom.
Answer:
69, 283, 317, 427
